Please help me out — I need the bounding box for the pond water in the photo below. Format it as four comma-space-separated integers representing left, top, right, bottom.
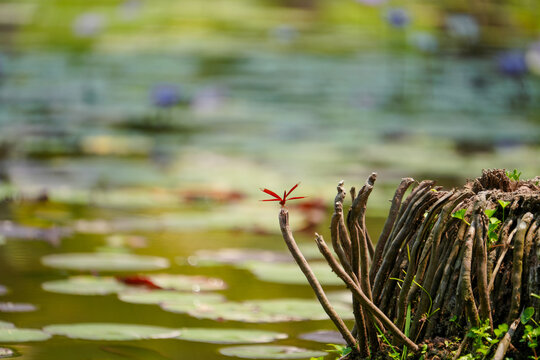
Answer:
1, 1, 540, 359
0, 196, 390, 359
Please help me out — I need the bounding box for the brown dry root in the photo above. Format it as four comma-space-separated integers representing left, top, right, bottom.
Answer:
277, 169, 540, 359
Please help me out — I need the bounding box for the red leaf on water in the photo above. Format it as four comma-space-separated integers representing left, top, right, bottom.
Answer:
117, 275, 162, 290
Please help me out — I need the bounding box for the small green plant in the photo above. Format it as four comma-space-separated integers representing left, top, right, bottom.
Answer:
506, 169, 521, 181
327, 344, 352, 358
401, 303, 412, 360
375, 324, 401, 359
498, 200, 510, 224
485, 209, 501, 245
452, 209, 470, 225
521, 307, 539, 360
458, 320, 506, 359
309, 343, 352, 360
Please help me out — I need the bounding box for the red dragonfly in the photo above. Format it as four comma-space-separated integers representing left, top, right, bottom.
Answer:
260, 183, 306, 207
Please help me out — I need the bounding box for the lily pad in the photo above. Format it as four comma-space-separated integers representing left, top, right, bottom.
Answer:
0, 302, 37, 313
243, 262, 342, 286
219, 345, 326, 359
42, 276, 129, 295
0, 322, 14, 329
176, 328, 288, 344
41, 253, 169, 272
0, 347, 15, 358
43, 323, 180, 341
298, 330, 346, 344
326, 291, 353, 305
190, 248, 291, 266
0, 328, 51, 342
167, 298, 353, 323
118, 289, 225, 305
148, 274, 226, 291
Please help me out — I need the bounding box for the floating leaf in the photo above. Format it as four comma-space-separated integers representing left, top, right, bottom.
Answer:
299, 330, 346, 344
176, 328, 288, 344
0, 302, 37, 313
118, 289, 225, 305
0, 347, 15, 358
43, 323, 180, 341
219, 345, 326, 359
42, 276, 129, 295
189, 248, 291, 266
243, 262, 342, 286
148, 274, 226, 292
0, 322, 14, 329
42, 253, 169, 272
168, 298, 353, 323
0, 328, 51, 342
326, 291, 352, 305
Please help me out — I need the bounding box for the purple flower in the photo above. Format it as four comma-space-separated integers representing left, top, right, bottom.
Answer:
150, 84, 181, 108
386, 8, 410, 28
497, 51, 528, 78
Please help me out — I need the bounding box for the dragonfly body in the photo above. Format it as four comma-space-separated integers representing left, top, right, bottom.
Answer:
260, 183, 305, 207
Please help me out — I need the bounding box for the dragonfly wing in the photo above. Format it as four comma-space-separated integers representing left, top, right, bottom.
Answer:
261, 188, 282, 200
287, 196, 306, 200
285, 183, 300, 197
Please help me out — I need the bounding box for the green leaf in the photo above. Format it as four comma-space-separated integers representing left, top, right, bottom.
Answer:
498, 200, 510, 209
326, 344, 351, 356
506, 169, 521, 181
451, 209, 470, 225
489, 217, 501, 225
494, 323, 509, 338
485, 209, 497, 218
521, 307, 535, 324
452, 209, 466, 220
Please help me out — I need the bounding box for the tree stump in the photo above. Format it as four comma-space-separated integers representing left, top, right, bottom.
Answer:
278, 169, 539, 359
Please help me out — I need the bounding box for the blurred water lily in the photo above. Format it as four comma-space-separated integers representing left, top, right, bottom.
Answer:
72, 12, 105, 38
409, 32, 438, 53
525, 41, 540, 76
118, 0, 142, 21
150, 84, 181, 107
355, 0, 386, 6
191, 86, 227, 114
445, 14, 479, 44
269, 24, 298, 44
497, 51, 528, 77
385, 8, 410, 28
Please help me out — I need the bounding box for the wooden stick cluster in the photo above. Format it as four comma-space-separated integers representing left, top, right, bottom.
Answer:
278, 169, 540, 359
